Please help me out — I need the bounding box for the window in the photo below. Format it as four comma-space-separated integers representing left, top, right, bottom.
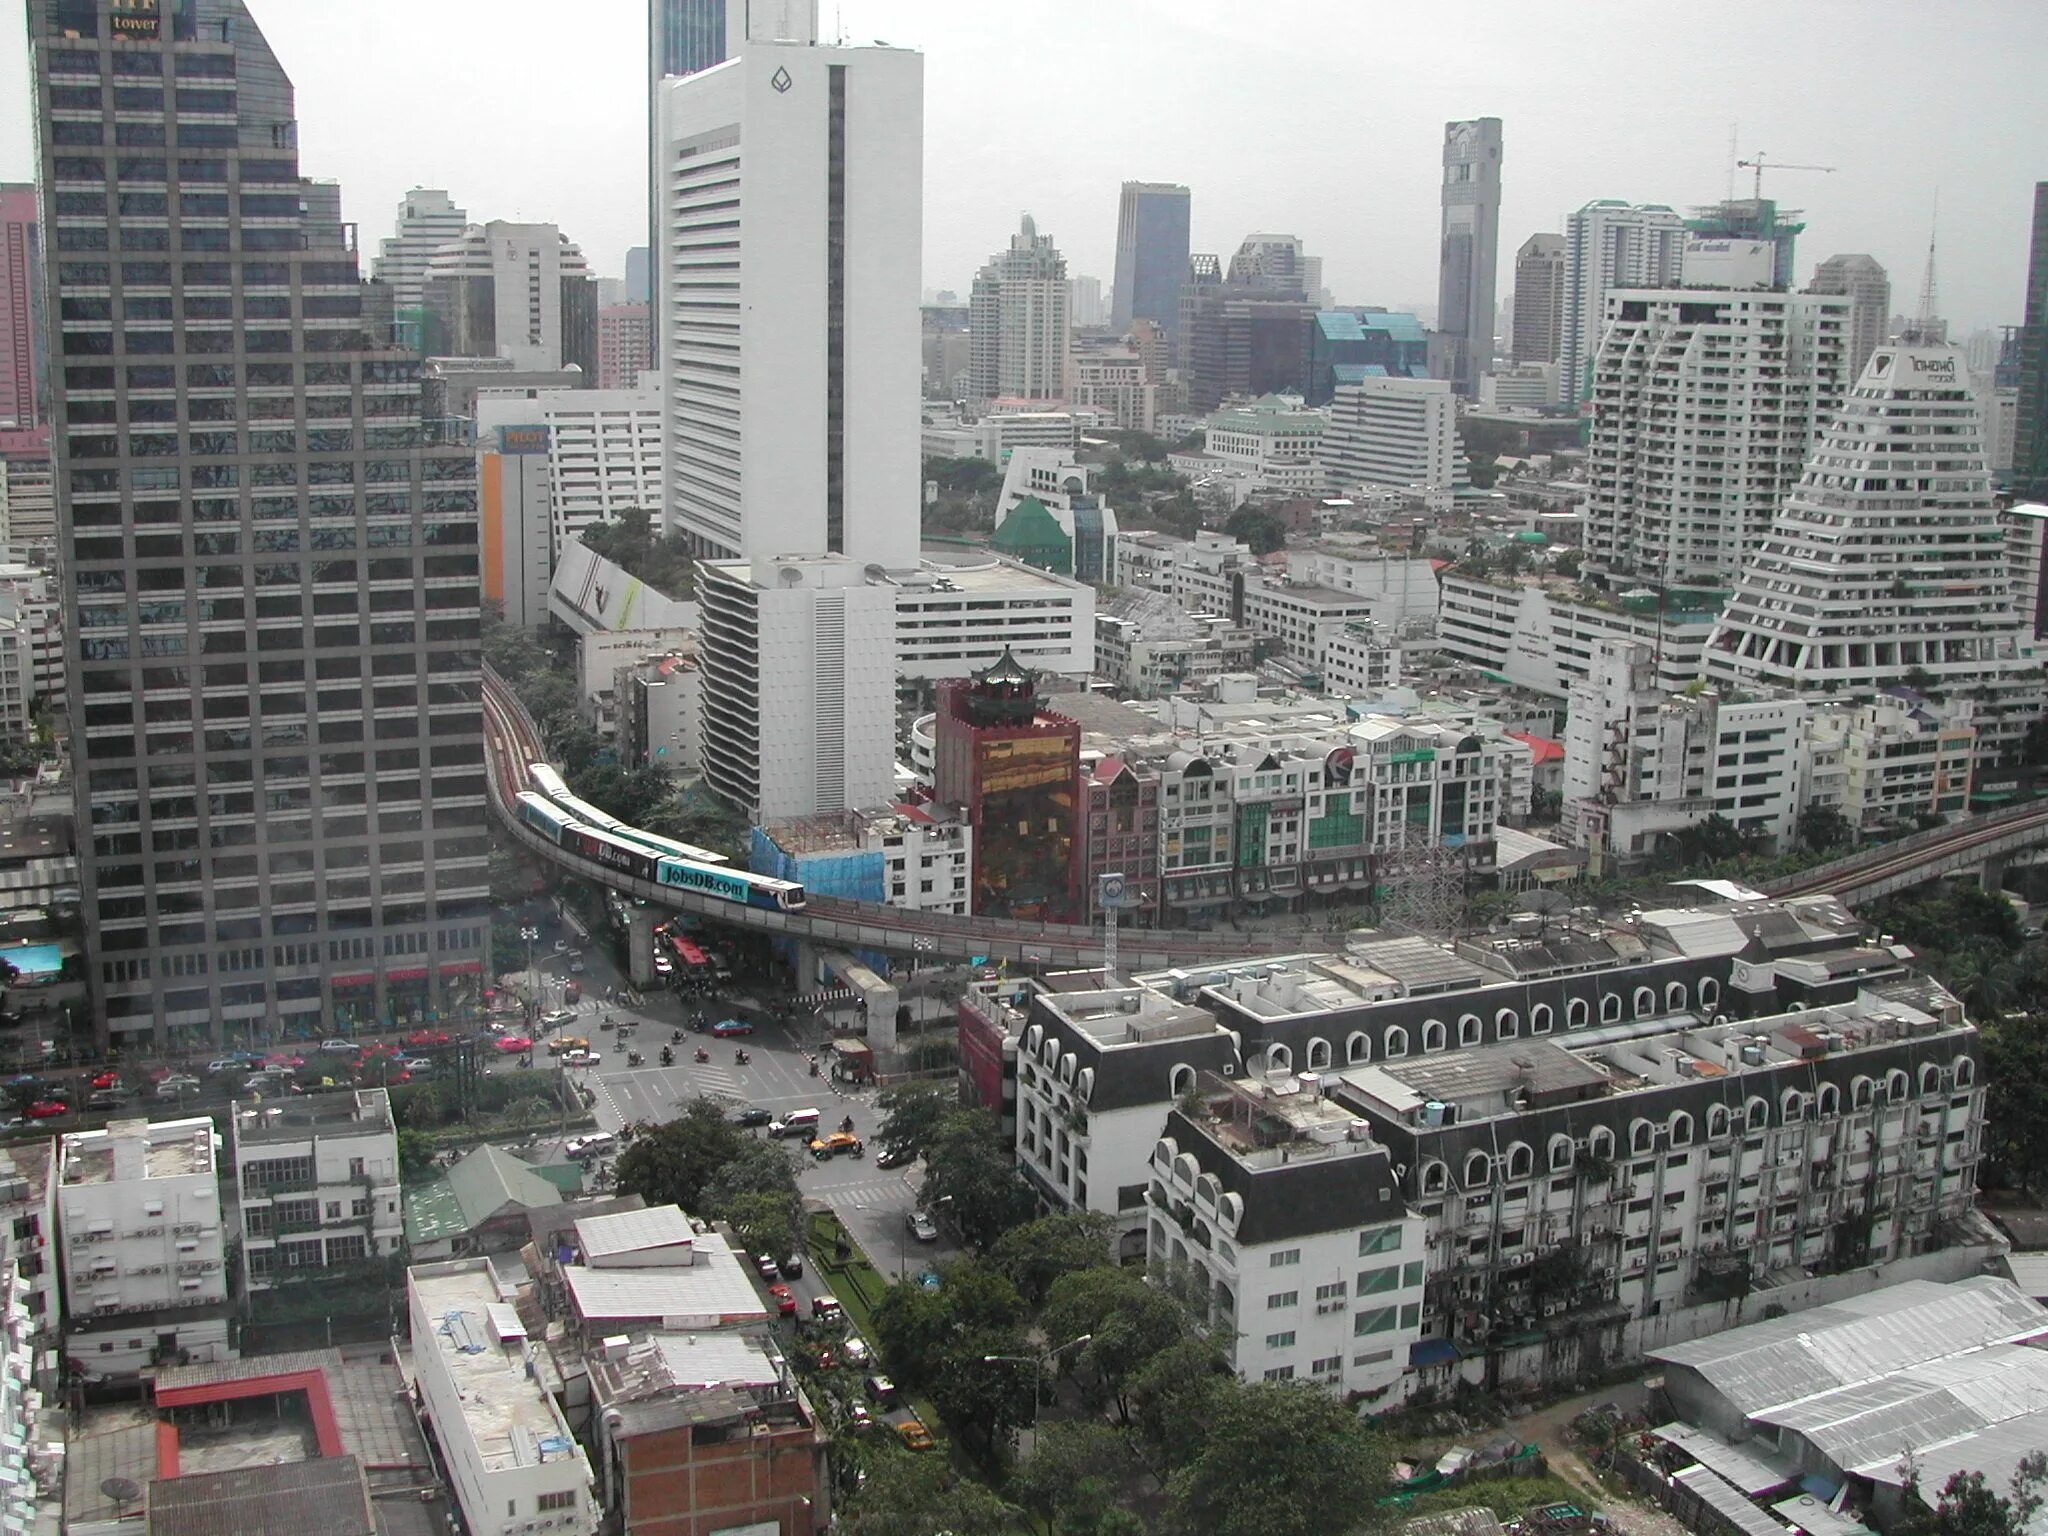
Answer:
1314, 1281, 1347, 1302
1497, 1008, 1519, 1039
1358, 1225, 1401, 1256
1505, 1142, 1534, 1180
1700, 978, 1721, 1011
1954, 1057, 1975, 1089
1708, 1105, 1731, 1138
1549, 1135, 1574, 1171
1420, 1160, 1447, 1195
1588, 1127, 1616, 1162
1568, 998, 1590, 1029
1170, 1064, 1195, 1098
1264, 1331, 1296, 1350
1268, 1291, 1298, 1310
1464, 1151, 1491, 1187
1630, 1120, 1653, 1154
1354, 1306, 1399, 1336
1458, 1014, 1481, 1046
1531, 1003, 1553, 1034
1666, 981, 1688, 1012
1423, 1019, 1447, 1052
1634, 986, 1655, 1018
1817, 1084, 1840, 1117
1269, 1248, 1300, 1268
1347, 1031, 1370, 1065
1384, 1026, 1408, 1059
1307, 1037, 1331, 1070
1357, 1264, 1401, 1295
537, 1494, 576, 1514
1312, 1355, 1343, 1376
1601, 994, 1622, 1023
1263, 1365, 1296, 1381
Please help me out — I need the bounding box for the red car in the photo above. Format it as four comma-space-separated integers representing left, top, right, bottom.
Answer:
494, 1035, 533, 1055
90, 1070, 120, 1090
710, 1019, 754, 1038
25, 1099, 67, 1119
406, 1030, 450, 1048
768, 1282, 798, 1316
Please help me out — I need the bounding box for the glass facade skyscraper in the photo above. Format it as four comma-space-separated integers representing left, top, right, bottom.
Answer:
1111, 182, 1190, 344
2014, 182, 2048, 498
30, 0, 489, 1052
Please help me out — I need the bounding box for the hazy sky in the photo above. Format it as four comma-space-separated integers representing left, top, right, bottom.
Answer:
3, 0, 2044, 334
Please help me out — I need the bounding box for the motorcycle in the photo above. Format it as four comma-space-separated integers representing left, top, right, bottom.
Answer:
671, 1029, 684, 1045
627, 1050, 643, 1068
660, 1047, 674, 1067
693, 1047, 709, 1064
840, 1115, 855, 1135
734, 1049, 750, 1067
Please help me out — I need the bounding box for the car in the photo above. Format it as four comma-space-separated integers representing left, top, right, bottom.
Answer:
563, 981, 582, 1004
563, 1132, 617, 1163
767, 1281, 797, 1316
730, 1107, 772, 1129
863, 1373, 898, 1405
318, 1039, 357, 1055
205, 1058, 243, 1075
546, 1035, 590, 1056
754, 1253, 780, 1281
847, 1402, 872, 1429
709, 1018, 753, 1038
405, 1029, 450, 1048
905, 1210, 938, 1243
875, 1144, 915, 1169
840, 1335, 871, 1366
494, 1035, 534, 1055
396, 1056, 435, 1073
24, 1099, 67, 1119
541, 1009, 577, 1029
808, 1132, 863, 1161
86, 1090, 129, 1111
652, 957, 674, 975
265, 1053, 306, 1069
554, 938, 571, 953
782, 1251, 804, 1279
567, 957, 587, 975
90, 1070, 120, 1090
156, 1075, 201, 1097
810, 1294, 842, 1322
894, 1418, 935, 1452
561, 1050, 601, 1069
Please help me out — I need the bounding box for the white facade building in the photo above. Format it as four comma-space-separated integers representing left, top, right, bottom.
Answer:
893, 558, 1094, 680
697, 555, 898, 820
57, 1118, 230, 1377
408, 1259, 597, 1536
0, 562, 65, 707
1065, 347, 1155, 433
1321, 621, 1404, 696
659, 39, 923, 568
1561, 200, 1688, 407
969, 214, 1070, 403
1587, 282, 1850, 586
0, 1139, 57, 1345
1478, 364, 1558, 411
371, 187, 468, 316
1322, 379, 1467, 510
1436, 574, 1718, 699
232, 1090, 403, 1294
1707, 341, 2042, 761
0, 456, 56, 551
1200, 395, 1326, 498
1807, 253, 1891, 384
540, 377, 665, 546
423, 221, 595, 373
976, 411, 1079, 464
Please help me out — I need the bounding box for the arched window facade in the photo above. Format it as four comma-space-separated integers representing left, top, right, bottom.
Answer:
1423, 1020, 1447, 1053
1532, 1004, 1553, 1035
1307, 1038, 1332, 1071
1458, 1015, 1482, 1047
1496, 1008, 1519, 1039
1568, 998, 1590, 1029
1384, 1027, 1408, 1059
1633, 986, 1655, 1018
1346, 1032, 1370, 1065
1601, 994, 1622, 1023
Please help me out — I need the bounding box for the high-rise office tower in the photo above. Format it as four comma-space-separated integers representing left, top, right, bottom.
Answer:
1807, 253, 1891, 385
1708, 340, 2035, 757
1070, 274, 1105, 329
1510, 232, 1565, 366
657, 33, 922, 568
967, 214, 1070, 402
0, 186, 47, 438
647, 0, 819, 368
597, 303, 652, 389
370, 188, 466, 330
30, 0, 488, 1050
1436, 118, 1502, 396
2013, 183, 2048, 498
1586, 270, 1850, 587
1322, 377, 1469, 509
624, 246, 652, 306
1688, 198, 1803, 288
1561, 200, 1688, 407
420, 222, 597, 377
1227, 233, 1320, 302
1111, 182, 1191, 343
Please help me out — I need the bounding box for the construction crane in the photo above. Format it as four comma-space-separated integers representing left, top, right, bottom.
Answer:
1735, 152, 1836, 201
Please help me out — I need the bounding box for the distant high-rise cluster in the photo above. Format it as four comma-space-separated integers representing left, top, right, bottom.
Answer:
1509, 232, 1565, 366
369, 187, 467, 349
1435, 117, 1502, 396
421, 221, 598, 376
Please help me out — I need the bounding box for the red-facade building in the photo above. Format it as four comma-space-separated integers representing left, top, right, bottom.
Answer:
932, 651, 1081, 922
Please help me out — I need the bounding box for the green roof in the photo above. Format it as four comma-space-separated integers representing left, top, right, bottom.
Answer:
404, 1143, 564, 1245
403, 1175, 468, 1245
991, 496, 1072, 575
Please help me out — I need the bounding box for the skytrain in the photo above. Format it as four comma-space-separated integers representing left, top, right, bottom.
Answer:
517, 772, 807, 913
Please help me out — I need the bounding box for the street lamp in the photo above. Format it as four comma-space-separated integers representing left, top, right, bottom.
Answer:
983, 1332, 1092, 1441
519, 926, 540, 1022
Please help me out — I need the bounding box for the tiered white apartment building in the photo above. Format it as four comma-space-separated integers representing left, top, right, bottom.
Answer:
232, 1089, 403, 1294
1322, 378, 1468, 510
409, 1259, 597, 1536
1560, 200, 1687, 408
57, 1118, 230, 1377
1197, 395, 1326, 499
1707, 340, 2045, 763
371, 188, 469, 316
1586, 244, 1851, 587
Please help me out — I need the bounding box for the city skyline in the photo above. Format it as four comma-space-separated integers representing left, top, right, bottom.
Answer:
3, 1, 2043, 334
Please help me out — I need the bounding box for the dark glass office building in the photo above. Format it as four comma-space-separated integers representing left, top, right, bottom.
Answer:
30, 0, 489, 1051
1111, 181, 1190, 343
2014, 182, 2048, 498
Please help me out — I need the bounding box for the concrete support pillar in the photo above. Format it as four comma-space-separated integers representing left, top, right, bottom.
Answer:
626, 908, 660, 990
1980, 853, 2009, 894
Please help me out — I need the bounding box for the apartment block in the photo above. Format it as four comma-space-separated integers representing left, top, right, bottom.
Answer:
57, 1117, 230, 1377
1436, 572, 1718, 699
233, 1088, 401, 1293
1322, 378, 1468, 510
0, 1138, 57, 1343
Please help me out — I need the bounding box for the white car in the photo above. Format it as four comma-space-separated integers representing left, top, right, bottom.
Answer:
541, 1008, 577, 1028
562, 1050, 601, 1069
318, 1038, 356, 1055
906, 1211, 939, 1243
205, 1058, 244, 1075
564, 1133, 617, 1162
156, 1075, 201, 1097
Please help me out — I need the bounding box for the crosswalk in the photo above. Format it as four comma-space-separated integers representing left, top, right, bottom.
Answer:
814, 1174, 918, 1210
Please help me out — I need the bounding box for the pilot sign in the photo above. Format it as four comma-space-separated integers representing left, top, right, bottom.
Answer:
1098, 873, 1132, 910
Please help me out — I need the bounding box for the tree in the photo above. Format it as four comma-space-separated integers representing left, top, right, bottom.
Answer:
989, 1211, 1115, 1307
1127, 1335, 1233, 1468
875, 1080, 958, 1163
919, 1107, 1038, 1252
397, 1128, 438, 1178
613, 1097, 746, 1215
1224, 506, 1286, 556
1900, 1454, 2048, 1536
839, 1449, 1020, 1536
872, 1276, 954, 1388
1046, 1270, 1201, 1424
928, 1323, 1037, 1466
1983, 1017, 2048, 1193
1165, 1380, 1390, 1536
1009, 1420, 1148, 1535
1796, 800, 1855, 855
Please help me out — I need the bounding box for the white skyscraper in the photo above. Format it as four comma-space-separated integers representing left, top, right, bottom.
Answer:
658, 37, 924, 569
1322, 378, 1469, 510
968, 214, 1070, 403
1706, 340, 2040, 758
1561, 200, 1688, 407
371, 187, 467, 316
421, 221, 597, 374
1587, 260, 1851, 587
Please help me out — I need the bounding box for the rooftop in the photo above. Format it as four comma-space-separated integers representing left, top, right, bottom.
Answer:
573, 1204, 696, 1263
60, 1118, 215, 1185
231, 1089, 393, 1145
0, 1135, 53, 1206
1034, 984, 1223, 1050
148, 1456, 375, 1536
559, 1228, 768, 1328
1182, 1070, 1384, 1170
409, 1260, 586, 1475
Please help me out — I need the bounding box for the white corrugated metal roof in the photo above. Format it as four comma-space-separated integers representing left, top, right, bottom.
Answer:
1674, 1465, 1797, 1536
2000, 1253, 2048, 1301
1858, 1406, 2048, 1535
1752, 1344, 2048, 1473
575, 1203, 695, 1260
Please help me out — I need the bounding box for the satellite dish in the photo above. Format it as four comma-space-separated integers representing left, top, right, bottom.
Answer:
776, 566, 804, 587
102, 1479, 142, 1507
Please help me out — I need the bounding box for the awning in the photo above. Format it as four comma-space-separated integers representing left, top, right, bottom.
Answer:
1409, 1338, 1461, 1367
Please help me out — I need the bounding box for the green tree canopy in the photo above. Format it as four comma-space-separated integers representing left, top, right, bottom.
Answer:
1224, 506, 1287, 555
613, 1097, 751, 1215
874, 1080, 958, 1163
839, 1449, 1020, 1536
1008, 1420, 1149, 1535
1165, 1380, 1391, 1536
919, 1105, 1038, 1252
988, 1210, 1115, 1308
